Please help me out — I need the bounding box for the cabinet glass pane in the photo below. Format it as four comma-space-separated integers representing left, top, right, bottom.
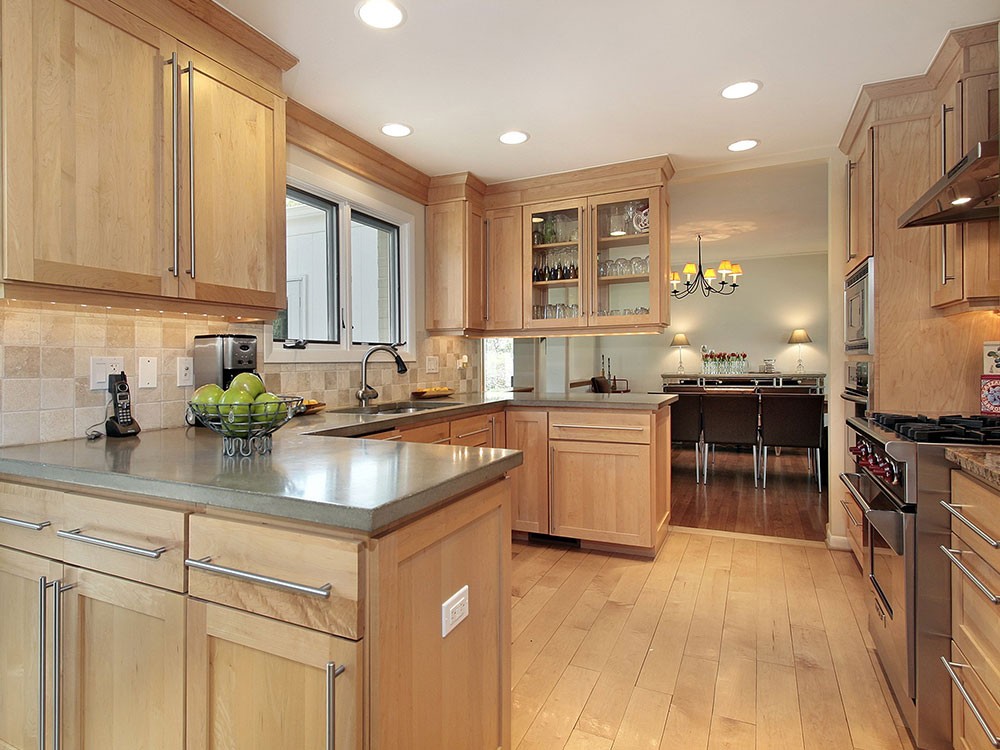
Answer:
594, 198, 651, 319
529, 208, 582, 322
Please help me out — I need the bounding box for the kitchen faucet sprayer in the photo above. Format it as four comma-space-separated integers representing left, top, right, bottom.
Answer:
357, 344, 408, 406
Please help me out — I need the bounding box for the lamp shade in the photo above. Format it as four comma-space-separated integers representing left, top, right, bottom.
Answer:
670, 333, 690, 347
787, 328, 812, 345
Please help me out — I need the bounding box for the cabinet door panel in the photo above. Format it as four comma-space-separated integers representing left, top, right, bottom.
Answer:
2, 0, 175, 296
426, 201, 468, 332
186, 601, 362, 750
506, 410, 549, 533
60, 567, 185, 750
0, 548, 60, 750
483, 207, 523, 330
178, 45, 283, 309
550, 440, 651, 547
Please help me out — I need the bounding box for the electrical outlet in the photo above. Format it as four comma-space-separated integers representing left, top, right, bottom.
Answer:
177, 357, 194, 387
138, 357, 157, 389
89, 356, 125, 390
441, 585, 469, 638
425, 355, 440, 374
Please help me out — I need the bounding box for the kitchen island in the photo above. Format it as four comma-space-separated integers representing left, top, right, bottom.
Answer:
0, 390, 673, 749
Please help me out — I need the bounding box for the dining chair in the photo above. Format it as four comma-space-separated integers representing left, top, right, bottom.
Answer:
758, 393, 824, 492
700, 392, 760, 487
670, 393, 703, 482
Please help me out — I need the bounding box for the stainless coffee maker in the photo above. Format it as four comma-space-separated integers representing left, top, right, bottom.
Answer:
193, 334, 258, 388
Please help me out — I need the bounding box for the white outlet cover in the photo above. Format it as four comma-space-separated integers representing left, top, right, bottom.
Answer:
138, 357, 157, 389
425, 355, 440, 374
441, 584, 469, 638
89, 356, 125, 390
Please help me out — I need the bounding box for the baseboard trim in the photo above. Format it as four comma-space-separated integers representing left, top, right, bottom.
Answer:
669, 525, 828, 548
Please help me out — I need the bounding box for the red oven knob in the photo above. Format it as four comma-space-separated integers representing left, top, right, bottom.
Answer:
849, 447, 863, 456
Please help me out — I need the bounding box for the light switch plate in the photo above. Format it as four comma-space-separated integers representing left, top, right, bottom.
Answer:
441, 584, 469, 638
177, 357, 194, 387
425, 355, 440, 374
138, 357, 157, 389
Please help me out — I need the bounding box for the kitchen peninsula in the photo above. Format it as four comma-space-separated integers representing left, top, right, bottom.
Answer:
0, 392, 673, 749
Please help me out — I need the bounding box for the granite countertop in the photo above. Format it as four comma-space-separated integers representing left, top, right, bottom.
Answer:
945, 447, 1000, 492
0, 391, 674, 535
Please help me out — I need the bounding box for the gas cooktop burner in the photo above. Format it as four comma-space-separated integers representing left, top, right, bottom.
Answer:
872, 413, 1000, 444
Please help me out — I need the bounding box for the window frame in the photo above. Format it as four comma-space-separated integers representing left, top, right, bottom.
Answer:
262, 170, 416, 365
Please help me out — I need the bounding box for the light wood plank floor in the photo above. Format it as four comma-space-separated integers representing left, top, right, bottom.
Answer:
510, 530, 917, 750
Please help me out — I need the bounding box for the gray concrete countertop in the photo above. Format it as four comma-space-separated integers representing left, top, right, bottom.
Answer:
945, 446, 1000, 492
0, 392, 674, 535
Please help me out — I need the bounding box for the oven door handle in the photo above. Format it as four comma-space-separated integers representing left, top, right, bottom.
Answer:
839, 472, 873, 514
840, 391, 868, 405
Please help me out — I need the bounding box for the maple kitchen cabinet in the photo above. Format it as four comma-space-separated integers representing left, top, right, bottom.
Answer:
929, 27, 999, 312
0, 0, 291, 317
506, 409, 550, 534
845, 120, 875, 275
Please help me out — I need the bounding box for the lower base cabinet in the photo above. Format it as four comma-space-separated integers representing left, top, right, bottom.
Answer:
186, 601, 362, 750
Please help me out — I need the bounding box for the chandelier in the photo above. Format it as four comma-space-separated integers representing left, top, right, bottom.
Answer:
670, 234, 743, 299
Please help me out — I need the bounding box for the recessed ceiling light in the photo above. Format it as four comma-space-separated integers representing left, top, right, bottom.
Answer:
356, 0, 405, 29
721, 81, 761, 99
728, 139, 759, 152
951, 196, 972, 205
380, 122, 412, 137
499, 130, 530, 145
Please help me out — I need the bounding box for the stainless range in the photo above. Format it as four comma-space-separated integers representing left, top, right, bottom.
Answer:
841, 413, 1000, 749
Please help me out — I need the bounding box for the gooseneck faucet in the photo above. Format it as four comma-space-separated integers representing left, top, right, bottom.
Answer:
357, 344, 408, 406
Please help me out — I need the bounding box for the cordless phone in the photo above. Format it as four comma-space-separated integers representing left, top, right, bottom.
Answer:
106, 372, 141, 437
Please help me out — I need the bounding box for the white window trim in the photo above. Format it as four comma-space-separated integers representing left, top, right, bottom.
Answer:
263, 168, 417, 365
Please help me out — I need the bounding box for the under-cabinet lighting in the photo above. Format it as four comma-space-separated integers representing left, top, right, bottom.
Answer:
727, 139, 759, 152
499, 130, 529, 145
381, 122, 412, 137
951, 196, 972, 205
356, 0, 405, 29
721, 81, 761, 99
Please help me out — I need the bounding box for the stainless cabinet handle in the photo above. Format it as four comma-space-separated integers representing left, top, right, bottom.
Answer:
941, 658, 1000, 748
941, 546, 999, 605
840, 499, 862, 527
38, 577, 49, 750
940, 501, 999, 548
867, 127, 876, 258
941, 102, 955, 176
326, 661, 347, 750
846, 161, 856, 261
186, 557, 333, 598
0, 515, 51, 531
182, 60, 196, 278
456, 427, 490, 439
165, 52, 179, 277
431, 436, 452, 445
57, 528, 167, 559
53, 581, 73, 750
941, 230, 953, 285
550, 423, 644, 432
839, 473, 873, 514
483, 219, 490, 322
383, 435, 403, 441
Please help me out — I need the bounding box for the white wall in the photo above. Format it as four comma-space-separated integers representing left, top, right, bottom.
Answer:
575, 253, 830, 393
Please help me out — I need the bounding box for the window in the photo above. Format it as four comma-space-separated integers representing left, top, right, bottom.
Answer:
483, 338, 514, 392
269, 182, 412, 362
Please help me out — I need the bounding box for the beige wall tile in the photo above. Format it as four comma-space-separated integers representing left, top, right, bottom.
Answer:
3, 380, 40, 412
74, 317, 107, 347
2, 412, 40, 446
135, 321, 163, 348
133, 402, 162, 430
41, 379, 75, 410
74, 406, 106, 438
40, 347, 74, 378
39, 409, 74, 443
39, 313, 77, 346
5, 346, 41, 378
3, 311, 41, 345
107, 320, 136, 348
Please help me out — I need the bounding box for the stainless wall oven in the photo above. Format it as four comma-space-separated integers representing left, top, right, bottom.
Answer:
845, 257, 874, 354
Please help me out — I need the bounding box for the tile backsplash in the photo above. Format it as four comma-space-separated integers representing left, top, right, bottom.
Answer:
0, 300, 481, 447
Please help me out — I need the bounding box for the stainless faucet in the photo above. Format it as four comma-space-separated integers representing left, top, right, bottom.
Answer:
357, 344, 408, 406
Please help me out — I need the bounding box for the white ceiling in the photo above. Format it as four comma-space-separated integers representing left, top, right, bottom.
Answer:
218, 0, 996, 184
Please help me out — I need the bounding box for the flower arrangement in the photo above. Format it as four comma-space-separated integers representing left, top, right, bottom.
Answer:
701, 351, 748, 375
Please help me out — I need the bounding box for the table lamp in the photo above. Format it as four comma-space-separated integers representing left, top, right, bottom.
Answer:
788, 328, 812, 374
670, 333, 690, 374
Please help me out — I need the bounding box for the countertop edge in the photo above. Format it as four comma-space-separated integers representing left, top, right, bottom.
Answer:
945, 446, 1000, 493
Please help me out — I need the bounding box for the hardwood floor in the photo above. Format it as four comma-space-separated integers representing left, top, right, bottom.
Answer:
510, 530, 916, 750
669, 446, 828, 542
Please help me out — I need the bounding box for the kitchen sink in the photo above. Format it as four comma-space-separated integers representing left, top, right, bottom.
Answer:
330, 401, 459, 416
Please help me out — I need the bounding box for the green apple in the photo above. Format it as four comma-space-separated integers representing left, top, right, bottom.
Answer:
251, 392, 287, 424
229, 372, 266, 399
218, 387, 255, 436
191, 383, 224, 408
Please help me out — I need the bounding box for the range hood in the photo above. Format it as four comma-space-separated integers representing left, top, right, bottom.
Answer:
898, 140, 999, 228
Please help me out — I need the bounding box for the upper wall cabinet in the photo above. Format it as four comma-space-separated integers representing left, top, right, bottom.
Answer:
0, 0, 293, 317
845, 120, 875, 276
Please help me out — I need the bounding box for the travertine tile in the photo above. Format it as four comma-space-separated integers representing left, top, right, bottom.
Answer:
134, 402, 162, 430
40, 347, 74, 378
74, 317, 107, 347
5, 346, 41, 378
39, 409, 74, 443
106, 320, 135, 348
135, 321, 162, 348
40, 379, 75, 410
74, 407, 106, 438
2, 412, 40, 447
39, 313, 77, 346
3, 380, 40, 412
3, 311, 41, 345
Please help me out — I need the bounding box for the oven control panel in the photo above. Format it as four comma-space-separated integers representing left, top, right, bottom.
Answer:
850, 437, 904, 493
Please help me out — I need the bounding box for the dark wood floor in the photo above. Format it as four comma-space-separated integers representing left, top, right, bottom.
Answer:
670, 445, 828, 542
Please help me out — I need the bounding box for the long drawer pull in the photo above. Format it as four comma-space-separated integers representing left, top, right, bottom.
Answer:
941, 658, 1000, 748
840, 499, 862, 527
551, 423, 645, 432
941, 546, 1000, 605
326, 661, 347, 750
382, 435, 403, 441
940, 500, 999, 549
186, 556, 332, 598
57, 528, 167, 559
0, 515, 51, 532
456, 427, 490, 440
431, 436, 452, 445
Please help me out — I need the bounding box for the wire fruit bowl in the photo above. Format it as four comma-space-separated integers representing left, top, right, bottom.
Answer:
188, 395, 303, 457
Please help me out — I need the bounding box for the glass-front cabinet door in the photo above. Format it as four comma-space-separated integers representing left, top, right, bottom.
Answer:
589, 188, 661, 327
523, 199, 588, 330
